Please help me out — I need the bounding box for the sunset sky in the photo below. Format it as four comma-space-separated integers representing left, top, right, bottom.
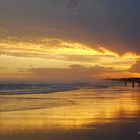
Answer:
0, 0, 140, 82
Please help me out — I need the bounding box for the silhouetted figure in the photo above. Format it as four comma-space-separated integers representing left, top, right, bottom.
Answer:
132, 82, 135, 88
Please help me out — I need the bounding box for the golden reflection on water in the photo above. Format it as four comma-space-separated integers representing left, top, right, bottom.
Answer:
0, 87, 140, 134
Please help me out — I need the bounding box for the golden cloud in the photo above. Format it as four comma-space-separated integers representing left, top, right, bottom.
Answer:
0, 37, 139, 71
129, 60, 140, 73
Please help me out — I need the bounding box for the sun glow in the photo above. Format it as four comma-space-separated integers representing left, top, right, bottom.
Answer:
0, 37, 140, 81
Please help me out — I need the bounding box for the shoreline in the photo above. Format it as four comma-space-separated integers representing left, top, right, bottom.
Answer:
0, 87, 140, 140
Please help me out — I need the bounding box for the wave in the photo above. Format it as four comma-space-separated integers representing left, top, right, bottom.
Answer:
0, 82, 94, 95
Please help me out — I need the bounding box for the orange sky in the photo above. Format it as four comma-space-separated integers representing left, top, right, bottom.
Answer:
0, 1, 140, 82
0, 37, 140, 82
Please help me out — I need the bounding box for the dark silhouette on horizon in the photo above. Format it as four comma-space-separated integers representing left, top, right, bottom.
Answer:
108, 78, 140, 87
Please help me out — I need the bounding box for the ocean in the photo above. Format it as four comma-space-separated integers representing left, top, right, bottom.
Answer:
0, 82, 140, 140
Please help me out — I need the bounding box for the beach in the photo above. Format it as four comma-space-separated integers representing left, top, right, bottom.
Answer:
1, 1, 140, 139
0, 86, 140, 140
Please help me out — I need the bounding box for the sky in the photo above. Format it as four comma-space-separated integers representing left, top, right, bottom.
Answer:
0, 0, 140, 82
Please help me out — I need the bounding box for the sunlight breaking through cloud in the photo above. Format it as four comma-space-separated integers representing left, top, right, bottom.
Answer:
0, 37, 139, 70
0, 37, 140, 81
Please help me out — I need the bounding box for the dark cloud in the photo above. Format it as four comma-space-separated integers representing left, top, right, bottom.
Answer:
28, 65, 115, 82
67, 0, 79, 8
0, 67, 7, 70
16, 68, 27, 73
0, 0, 140, 54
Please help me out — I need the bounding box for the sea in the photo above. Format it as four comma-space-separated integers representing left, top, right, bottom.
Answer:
0, 81, 140, 140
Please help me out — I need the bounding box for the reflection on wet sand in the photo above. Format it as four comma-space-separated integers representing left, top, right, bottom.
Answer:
0, 87, 140, 139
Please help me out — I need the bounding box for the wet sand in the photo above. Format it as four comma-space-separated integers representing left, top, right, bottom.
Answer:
0, 87, 140, 140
